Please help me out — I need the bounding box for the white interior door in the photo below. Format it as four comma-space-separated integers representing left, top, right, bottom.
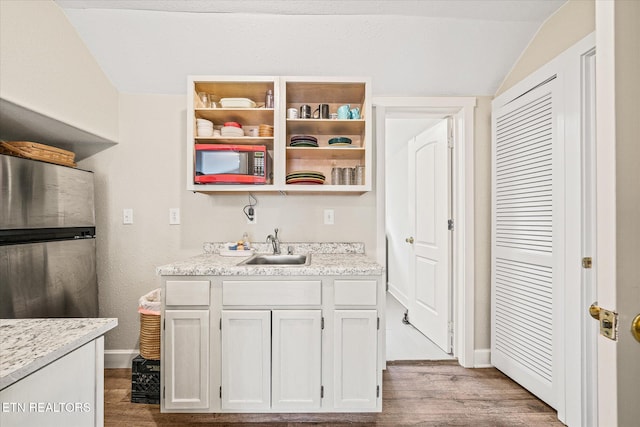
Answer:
407, 120, 451, 353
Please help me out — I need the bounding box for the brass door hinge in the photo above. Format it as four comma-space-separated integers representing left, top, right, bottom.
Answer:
582, 257, 592, 269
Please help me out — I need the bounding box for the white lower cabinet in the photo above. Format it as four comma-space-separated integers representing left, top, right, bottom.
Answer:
161, 276, 383, 413
221, 309, 322, 411
221, 310, 271, 410
164, 309, 210, 410
272, 310, 322, 410
333, 310, 378, 409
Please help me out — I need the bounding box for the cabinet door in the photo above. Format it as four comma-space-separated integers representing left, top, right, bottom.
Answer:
333, 310, 378, 409
164, 310, 209, 410
221, 310, 271, 410
272, 310, 322, 410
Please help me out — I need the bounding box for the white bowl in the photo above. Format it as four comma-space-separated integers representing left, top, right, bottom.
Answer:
197, 128, 214, 137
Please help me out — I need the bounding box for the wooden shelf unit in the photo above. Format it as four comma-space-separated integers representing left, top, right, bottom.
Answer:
186, 76, 371, 193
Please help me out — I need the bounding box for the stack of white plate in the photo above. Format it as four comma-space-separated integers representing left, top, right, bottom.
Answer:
196, 118, 214, 137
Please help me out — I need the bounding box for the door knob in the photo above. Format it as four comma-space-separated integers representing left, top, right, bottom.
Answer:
632, 314, 640, 343
405, 237, 414, 244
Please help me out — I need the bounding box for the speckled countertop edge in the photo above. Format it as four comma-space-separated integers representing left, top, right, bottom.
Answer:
203, 242, 365, 255
157, 243, 383, 276
0, 318, 118, 390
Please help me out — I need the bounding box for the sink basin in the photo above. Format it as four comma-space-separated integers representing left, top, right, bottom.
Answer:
238, 254, 311, 266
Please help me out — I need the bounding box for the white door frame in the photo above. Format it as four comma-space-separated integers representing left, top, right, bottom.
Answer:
594, 2, 618, 424
374, 97, 476, 368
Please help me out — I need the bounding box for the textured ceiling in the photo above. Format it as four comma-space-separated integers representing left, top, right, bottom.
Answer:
54, 0, 567, 96
56, 0, 565, 21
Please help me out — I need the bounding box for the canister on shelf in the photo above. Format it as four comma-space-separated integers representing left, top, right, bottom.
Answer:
342, 167, 354, 185
355, 165, 365, 185
331, 167, 343, 185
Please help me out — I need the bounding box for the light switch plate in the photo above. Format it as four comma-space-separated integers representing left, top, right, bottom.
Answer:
324, 209, 335, 225
123, 208, 133, 225
169, 208, 180, 225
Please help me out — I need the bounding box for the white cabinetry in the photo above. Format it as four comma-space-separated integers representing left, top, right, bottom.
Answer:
164, 310, 210, 410
221, 310, 271, 410
162, 280, 211, 411
221, 309, 322, 411
333, 310, 378, 409
161, 275, 383, 413
272, 310, 322, 410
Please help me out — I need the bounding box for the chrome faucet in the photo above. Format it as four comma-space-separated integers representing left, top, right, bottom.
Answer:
266, 228, 281, 254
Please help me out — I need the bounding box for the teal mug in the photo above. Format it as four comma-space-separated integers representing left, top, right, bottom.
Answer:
337, 104, 350, 119
349, 107, 361, 119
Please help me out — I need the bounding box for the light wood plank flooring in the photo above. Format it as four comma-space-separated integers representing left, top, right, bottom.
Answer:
105, 361, 562, 426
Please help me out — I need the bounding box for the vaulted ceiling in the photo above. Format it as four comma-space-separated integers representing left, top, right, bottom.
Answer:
54, 0, 566, 96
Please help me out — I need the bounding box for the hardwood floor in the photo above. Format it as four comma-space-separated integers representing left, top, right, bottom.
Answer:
105, 361, 563, 426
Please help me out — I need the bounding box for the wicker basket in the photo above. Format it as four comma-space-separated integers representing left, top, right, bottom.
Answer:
0, 141, 76, 168
139, 313, 161, 360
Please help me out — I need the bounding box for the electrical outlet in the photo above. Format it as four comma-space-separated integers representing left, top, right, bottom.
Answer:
169, 208, 180, 225
123, 208, 133, 225
324, 209, 335, 225
247, 209, 257, 225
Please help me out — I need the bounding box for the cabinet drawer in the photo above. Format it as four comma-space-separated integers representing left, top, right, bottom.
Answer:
334, 280, 377, 305
223, 280, 321, 306
165, 280, 210, 306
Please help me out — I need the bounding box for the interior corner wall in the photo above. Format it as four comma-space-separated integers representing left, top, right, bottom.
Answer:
473, 96, 493, 353
0, 0, 118, 141
495, 0, 594, 97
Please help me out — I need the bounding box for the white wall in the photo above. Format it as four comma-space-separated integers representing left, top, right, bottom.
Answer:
78, 93, 378, 350
0, 0, 118, 141
497, 0, 594, 95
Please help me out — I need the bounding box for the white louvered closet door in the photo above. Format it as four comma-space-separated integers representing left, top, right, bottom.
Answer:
491, 77, 563, 410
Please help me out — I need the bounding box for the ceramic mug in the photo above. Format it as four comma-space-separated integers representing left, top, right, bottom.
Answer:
337, 104, 351, 120
300, 104, 312, 119
349, 107, 361, 120
313, 104, 330, 119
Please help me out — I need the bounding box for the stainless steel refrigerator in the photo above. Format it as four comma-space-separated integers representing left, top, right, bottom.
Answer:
0, 154, 98, 318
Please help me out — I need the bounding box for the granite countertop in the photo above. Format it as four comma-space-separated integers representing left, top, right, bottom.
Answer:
0, 318, 117, 390
157, 242, 384, 276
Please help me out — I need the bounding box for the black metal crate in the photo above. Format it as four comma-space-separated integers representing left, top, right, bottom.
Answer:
131, 354, 160, 404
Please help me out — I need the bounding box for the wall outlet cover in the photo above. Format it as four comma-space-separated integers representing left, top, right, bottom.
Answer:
324, 209, 335, 225
169, 208, 180, 225
123, 208, 133, 225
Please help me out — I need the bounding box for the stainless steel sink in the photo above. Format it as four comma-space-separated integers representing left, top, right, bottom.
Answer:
238, 254, 311, 266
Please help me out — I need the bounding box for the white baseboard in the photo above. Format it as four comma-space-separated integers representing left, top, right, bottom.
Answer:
387, 284, 408, 307
474, 348, 492, 368
104, 350, 139, 368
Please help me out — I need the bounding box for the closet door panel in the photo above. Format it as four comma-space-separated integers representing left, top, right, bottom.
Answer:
491, 78, 562, 410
